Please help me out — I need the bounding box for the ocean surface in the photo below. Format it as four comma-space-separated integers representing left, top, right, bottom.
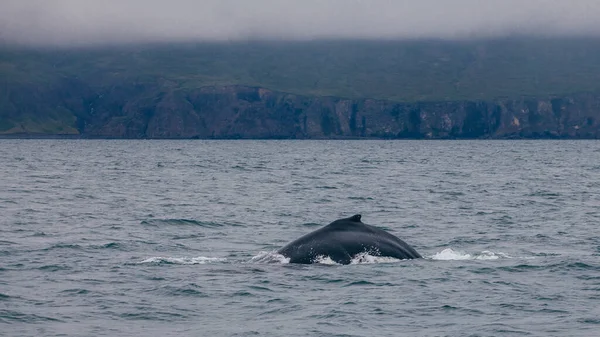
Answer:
1, 140, 599, 337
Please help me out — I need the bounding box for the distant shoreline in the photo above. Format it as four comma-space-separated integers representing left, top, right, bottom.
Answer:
1, 134, 598, 140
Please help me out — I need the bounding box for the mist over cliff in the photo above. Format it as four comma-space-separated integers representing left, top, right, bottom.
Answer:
2, 0, 600, 46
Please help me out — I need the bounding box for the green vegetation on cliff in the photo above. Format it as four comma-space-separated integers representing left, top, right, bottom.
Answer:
1, 38, 600, 136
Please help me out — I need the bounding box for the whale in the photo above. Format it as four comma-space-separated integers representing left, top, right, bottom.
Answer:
277, 214, 421, 264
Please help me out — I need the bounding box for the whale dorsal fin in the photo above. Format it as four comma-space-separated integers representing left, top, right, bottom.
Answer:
349, 214, 362, 222
326, 214, 363, 229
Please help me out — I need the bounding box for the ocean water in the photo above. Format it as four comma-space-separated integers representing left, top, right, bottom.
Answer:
1, 140, 599, 337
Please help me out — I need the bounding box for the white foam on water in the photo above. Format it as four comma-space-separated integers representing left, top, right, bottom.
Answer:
312, 255, 341, 265
429, 248, 511, 260
250, 251, 405, 265
249, 251, 290, 264
139, 256, 227, 264
350, 252, 403, 264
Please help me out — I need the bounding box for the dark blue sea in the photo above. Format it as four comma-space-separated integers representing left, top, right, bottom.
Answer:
1, 140, 599, 337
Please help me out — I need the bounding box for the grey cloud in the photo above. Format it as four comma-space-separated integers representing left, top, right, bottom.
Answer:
1, 0, 600, 45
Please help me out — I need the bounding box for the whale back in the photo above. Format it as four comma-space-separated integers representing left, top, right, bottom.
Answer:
277, 214, 421, 264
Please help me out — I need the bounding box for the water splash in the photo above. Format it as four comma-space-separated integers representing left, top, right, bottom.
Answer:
350, 252, 403, 264
249, 251, 290, 264
138, 256, 227, 265
312, 255, 340, 265
250, 251, 404, 265
429, 248, 511, 260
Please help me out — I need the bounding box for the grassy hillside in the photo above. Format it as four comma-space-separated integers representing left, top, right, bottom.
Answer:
3, 38, 600, 100
2, 38, 600, 134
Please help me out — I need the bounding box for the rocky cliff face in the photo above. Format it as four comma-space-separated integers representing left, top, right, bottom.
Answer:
2, 83, 600, 138
84, 85, 600, 139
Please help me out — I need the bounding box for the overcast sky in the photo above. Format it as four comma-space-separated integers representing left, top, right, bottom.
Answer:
1, 0, 600, 46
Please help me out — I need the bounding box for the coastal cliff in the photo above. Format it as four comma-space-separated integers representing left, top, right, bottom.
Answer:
2, 39, 600, 138
2, 83, 598, 139
72, 86, 600, 139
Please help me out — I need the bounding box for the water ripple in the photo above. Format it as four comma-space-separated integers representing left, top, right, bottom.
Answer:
1, 139, 599, 336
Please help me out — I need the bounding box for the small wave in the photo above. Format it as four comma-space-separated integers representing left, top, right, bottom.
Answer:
429, 248, 511, 260
527, 190, 561, 198
140, 219, 224, 227
300, 222, 322, 227
88, 242, 122, 250
172, 233, 206, 240
159, 284, 207, 297
0, 310, 63, 323
344, 280, 375, 287
138, 256, 227, 265
250, 251, 290, 264
118, 311, 187, 321
231, 164, 251, 171
578, 318, 600, 324
564, 262, 598, 271
348, 196, 374, 200
60, 289, 90, 295
43, 244, 82, 251
101, 242, 120, 249
38, 264, 71, 271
